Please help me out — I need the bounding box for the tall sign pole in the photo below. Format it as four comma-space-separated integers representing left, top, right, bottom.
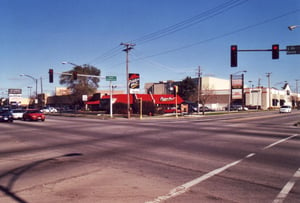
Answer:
121, 43, 135, 119
106, 76, 117, 118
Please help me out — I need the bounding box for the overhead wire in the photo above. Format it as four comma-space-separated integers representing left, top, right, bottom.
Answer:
130, 0, 248, 45
138, 8, 300, 59
88, 0, 248, 66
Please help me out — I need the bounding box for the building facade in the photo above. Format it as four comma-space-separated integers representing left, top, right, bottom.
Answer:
145, 77, 299, 110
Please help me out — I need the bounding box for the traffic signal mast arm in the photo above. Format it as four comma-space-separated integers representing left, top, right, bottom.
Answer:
230, 44, 286, 67
58, 71, 105, 79
237, 49, 287, 52
48, 69, 105, 83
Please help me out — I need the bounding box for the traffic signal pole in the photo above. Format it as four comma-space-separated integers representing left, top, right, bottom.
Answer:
230, 44, 287, 67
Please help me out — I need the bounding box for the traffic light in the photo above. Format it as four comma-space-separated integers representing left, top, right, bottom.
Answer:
49, 69, 53, 83
272, 44, 279, 59
231, 45, 238, 67
73, 71, 78, 80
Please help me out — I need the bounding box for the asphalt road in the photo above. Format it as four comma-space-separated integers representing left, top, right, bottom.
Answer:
0, 111, 299, 203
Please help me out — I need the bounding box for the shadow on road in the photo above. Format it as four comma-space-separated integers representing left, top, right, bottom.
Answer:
0, 153, 83, 203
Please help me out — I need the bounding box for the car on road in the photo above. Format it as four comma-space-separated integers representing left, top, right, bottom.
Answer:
40, 107, 58, 113
164, 107, 181, 114
11, 109, 25, 120
279, 105, 292, 113
225, 105, 248, 111
23, 109, 45, 121
0, 110, 14, 122
199, 106, 215, 112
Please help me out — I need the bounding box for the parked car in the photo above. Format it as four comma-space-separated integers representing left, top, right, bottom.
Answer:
199, 106, 215, 112
164, 107, 181, 114
23, 109, 45, 121
279, 105, 292, 113
225, 105, 248, 111
40, 107, 57, 113
0, 110, 14, 122
11, 109, 25, 120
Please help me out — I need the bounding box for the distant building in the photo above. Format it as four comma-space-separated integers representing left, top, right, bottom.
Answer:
145, 77, 299, 110
55, 87, 72, 96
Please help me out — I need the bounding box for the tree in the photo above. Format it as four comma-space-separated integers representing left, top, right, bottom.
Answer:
59, 64, 101, 106
178, 76, 196, 101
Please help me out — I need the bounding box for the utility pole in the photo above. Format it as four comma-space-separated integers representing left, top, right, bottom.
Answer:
296, 79, 299, 94
197, 66, 202, 114
121, 42, 135, 119
266, 72, 272, 109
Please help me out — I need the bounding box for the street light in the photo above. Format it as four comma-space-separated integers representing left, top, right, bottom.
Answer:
27, 86, 32, 98
288, 25, 299, 31
20, 74, 38, 100
62, 61, 80, 67
232, 70, 247, 75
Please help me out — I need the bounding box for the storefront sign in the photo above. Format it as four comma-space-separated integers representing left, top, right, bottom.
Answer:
129, 73, 140, 93
160, 97, 175, 102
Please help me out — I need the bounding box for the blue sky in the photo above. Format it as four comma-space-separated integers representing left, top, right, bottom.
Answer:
1, 0, 300, 97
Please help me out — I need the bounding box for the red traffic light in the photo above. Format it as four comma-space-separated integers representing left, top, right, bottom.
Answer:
231, 45, 238, 67
272, 44, 279, 59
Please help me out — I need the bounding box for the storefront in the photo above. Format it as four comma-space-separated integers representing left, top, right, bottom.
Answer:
86, 94, 184, 112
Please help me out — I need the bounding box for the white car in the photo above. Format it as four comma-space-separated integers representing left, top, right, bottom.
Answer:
40, 107, 58, 113
11, 109, 25, 120
279, 105, 292, 113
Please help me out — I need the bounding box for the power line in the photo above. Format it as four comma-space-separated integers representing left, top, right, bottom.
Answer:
88, 0, 248, 64
138, 8, 300, 59
130, 0, 248, 45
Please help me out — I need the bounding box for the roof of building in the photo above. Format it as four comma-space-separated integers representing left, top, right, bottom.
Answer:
96, 94, 184, 105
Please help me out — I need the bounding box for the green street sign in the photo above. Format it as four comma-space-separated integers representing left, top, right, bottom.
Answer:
106, 76, 117, 81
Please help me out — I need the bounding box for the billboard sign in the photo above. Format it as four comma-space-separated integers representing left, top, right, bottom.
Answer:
129, 73, 140, 93
8, 89, 22, 94
230, 74, 244, 102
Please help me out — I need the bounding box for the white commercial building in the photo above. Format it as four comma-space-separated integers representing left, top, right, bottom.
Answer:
145, 77, 299, 110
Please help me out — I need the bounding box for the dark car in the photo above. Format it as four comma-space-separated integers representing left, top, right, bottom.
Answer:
199, 106, 215, 112
0, 110, 14, 122
225, 105, 248, 111
23, 109, 45, 121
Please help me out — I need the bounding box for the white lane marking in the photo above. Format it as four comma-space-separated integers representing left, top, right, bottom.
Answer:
273, 168, 300, 203
146, 134, 298, 203
145, 153, 254, 203
263, 134, 298, 150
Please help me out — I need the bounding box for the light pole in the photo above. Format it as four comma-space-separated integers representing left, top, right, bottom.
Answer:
288, 25, 300, 31
20, 74, 38, 101
62, 61, 80, 67
27, 86, 32, 98
266, 72, 272, 109
296, 79, 299, 94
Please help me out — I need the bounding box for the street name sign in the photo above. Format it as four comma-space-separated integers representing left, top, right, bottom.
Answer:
106, 76, 117, 81
286, 45, 300, 54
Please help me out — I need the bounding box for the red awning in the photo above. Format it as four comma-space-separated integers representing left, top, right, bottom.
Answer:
85, 100, 100, 105
101, 94, 183, 105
